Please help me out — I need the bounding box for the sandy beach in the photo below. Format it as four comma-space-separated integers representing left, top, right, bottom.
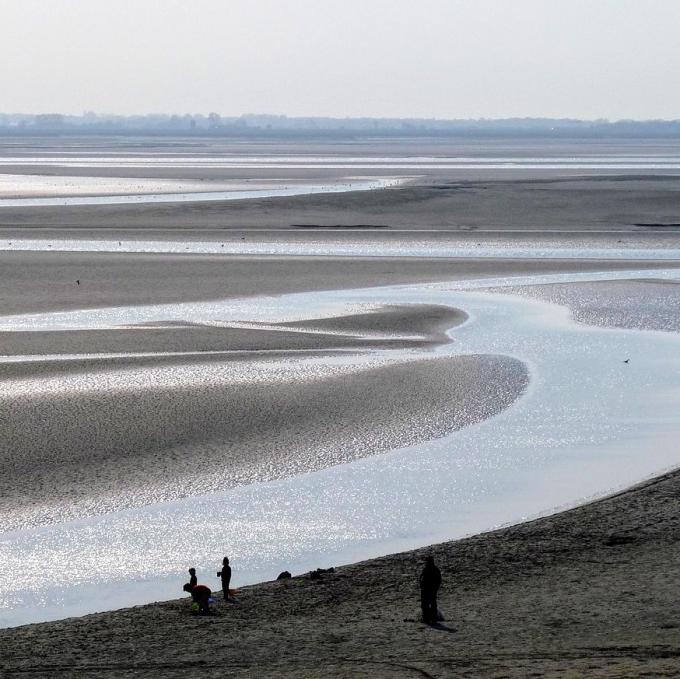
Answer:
1, 463, 679, 677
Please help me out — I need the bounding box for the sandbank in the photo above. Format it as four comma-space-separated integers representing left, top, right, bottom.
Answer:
0, 348, 527, 530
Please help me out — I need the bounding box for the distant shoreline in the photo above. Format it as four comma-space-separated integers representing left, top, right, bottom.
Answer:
2, 115, 680, 139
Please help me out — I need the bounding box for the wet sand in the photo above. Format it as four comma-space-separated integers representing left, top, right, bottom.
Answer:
0, 299, 527, 531
1, 354, 528, 530
2, 174, 680, 233
275, 304, 465, 342
2, 464, 678, 677
2, 136, 680, 234
1, 251, 679, 316
486, 277, 680, 333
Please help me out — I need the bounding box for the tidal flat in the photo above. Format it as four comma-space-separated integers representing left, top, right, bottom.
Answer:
1, 137, 680, 676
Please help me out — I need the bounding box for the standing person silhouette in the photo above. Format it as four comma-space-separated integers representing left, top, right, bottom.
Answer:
188, 567, 197, 588
419, 556, 442, 624
217, 557, 232, 602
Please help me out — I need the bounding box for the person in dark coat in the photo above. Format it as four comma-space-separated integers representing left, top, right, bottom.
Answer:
183, 582, 212, 615
217, 556, 232, 601
419, 555, 442, 623
188, 567, 197, 588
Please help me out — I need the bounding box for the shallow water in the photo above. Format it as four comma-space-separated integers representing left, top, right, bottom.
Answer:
2, 237, 680, 260
1, 270, 680, 627
0, 176, 403, 207
3, 153, 680, 169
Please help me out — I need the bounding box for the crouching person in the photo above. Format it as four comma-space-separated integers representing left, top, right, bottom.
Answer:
183, 582, 213, 615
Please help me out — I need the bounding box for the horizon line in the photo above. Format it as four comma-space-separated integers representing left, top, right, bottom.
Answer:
3, 113, 680, 124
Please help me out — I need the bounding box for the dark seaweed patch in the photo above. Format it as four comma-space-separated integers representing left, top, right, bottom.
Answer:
290, 224, 390, 229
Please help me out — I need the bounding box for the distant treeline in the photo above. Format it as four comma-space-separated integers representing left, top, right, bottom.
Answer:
2, 112, 680, 138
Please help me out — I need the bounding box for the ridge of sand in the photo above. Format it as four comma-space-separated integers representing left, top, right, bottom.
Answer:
0, 305, 463, 358
274, 304, 466, 344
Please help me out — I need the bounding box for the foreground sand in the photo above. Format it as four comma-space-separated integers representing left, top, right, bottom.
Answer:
2, 464, 679, 677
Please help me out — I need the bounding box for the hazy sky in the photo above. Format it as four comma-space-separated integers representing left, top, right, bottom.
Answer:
2, 0, 679, 119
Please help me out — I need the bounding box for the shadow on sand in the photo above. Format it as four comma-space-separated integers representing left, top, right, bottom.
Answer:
425, 621, 456, 633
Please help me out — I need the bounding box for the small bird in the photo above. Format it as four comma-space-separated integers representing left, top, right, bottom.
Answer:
623, 359, 630, 364
76, 279, 80, 285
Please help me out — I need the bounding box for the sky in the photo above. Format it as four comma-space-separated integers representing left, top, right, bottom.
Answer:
2, 0, 679, 120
